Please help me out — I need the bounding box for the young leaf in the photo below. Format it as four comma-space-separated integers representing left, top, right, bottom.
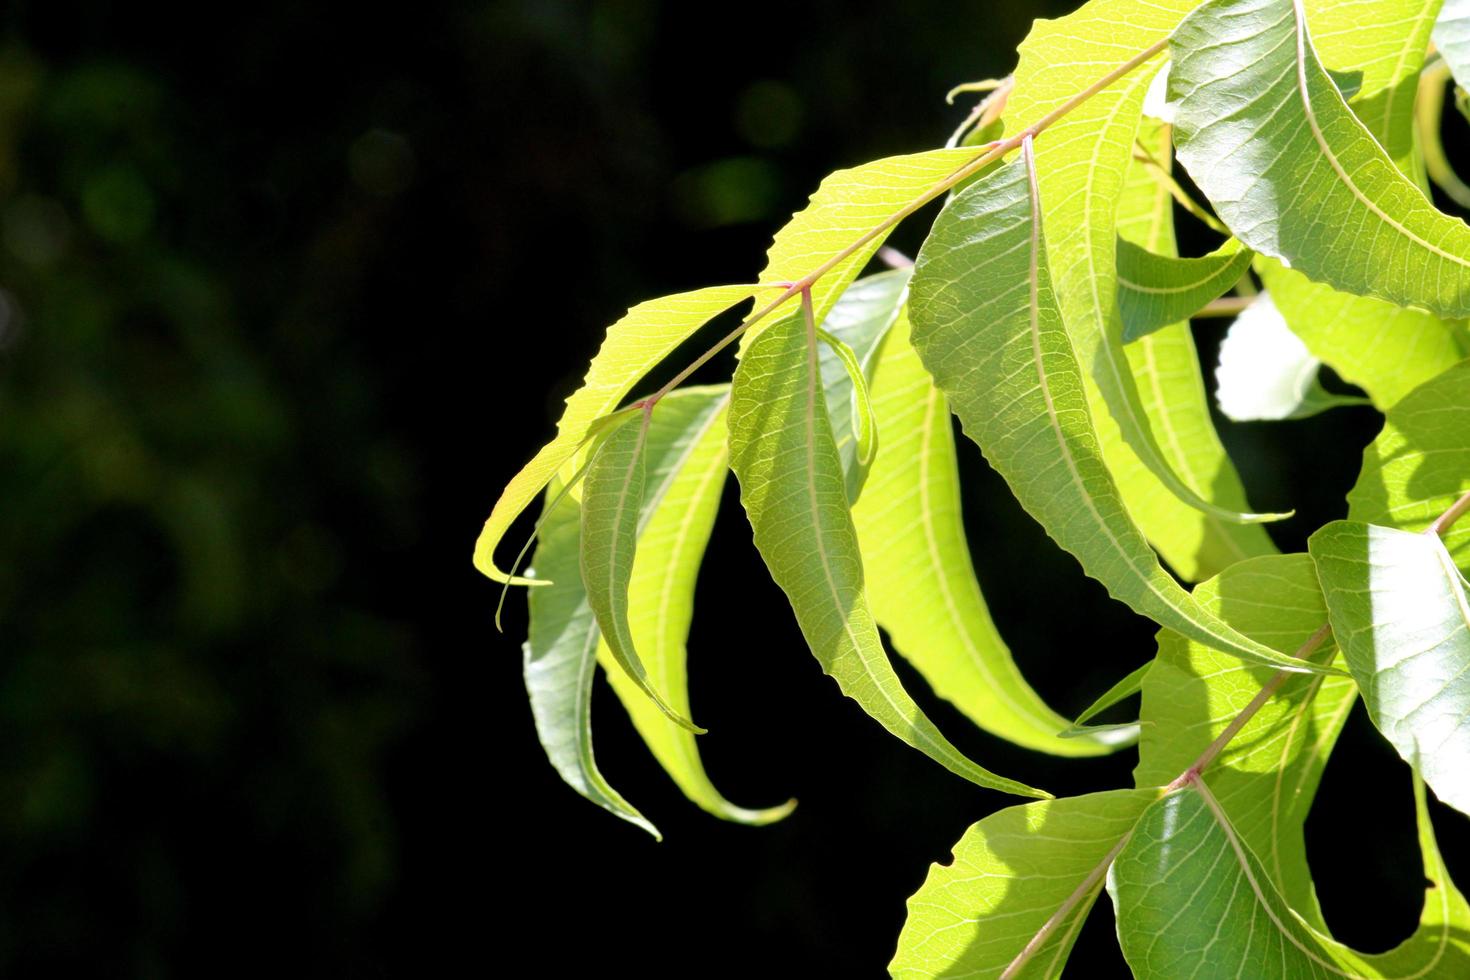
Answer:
580, 412, 702, 733
1009, 8, 1281, 527
1116, 238, 1252, 343
1112, 776, 1470, 977
1169, 0, 1470, 320
1311, 520, 1470, 818
909, 150, 1334, 675
1257, 258, 1467, 411
851, 311, 1129, 757
474, 283, 754, 585
754, 148, 977, 325
1060, 661, 1149, 741
1133, 553, 1356, 929
1214, 292, 1369, 421
1108, 116, 1278, 582
891, 788, 1161, 979
595, 386, 794, 826
727, 310, 1048, 798
816, 268, 910, 503
1348, 361, 1470, 570
523, 475, 659, 839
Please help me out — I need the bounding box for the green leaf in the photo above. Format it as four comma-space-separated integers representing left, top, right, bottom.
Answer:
1112, 775, 1470, 977
812, 270, 909, 502
754, 148, 977, 325
1258, 258, 1467, 410
1169, 0, 1470, 319
474, 283, 754, 585
1133, 554, 1356, 929
1214, 292, 1371, 420
1108, 116, 1279, 582
909, 152, 1334, 675
580, 412, 703, 733
1117, 237, 1253, 343
523, 474, 659, 839
727, 309, 1048, 797
891, 788, 1161, 979
1060, 661, 1149, 741
1311, 520, 1470, 818
595, 386, 795, 826
1347, 361, 1470, 570
851, 310, 1129, 757
1009, 6, 1283, 527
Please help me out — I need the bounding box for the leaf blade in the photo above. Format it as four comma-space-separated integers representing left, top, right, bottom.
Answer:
727, 310, 1048, 797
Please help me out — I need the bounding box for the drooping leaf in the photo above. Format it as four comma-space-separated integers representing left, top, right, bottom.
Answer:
1060, 661, 1149, 741
580, 411, 702, 733
474, 283, 754, 585
523, 474, 658, 838
1311, 520, 1470, 818
1214, 292, 1370, 420
1347, 361, 1470, 570
727, 310, 1048, 797
815, 271, 910, 505
754, 148, 977, 325
1133, 554, 1356, 929
595, 386, 794, 825
1169, 0, 1470, 319
909, 152, 1333, 675
1108, 116, 1278, 582
891, 788, 1160, 979
851, 311, 1128, 757
1258, 258, 1467, 410
1009, 7, 1282, 527
1112, 776, 1470, 977
1117, 238, 1252, 343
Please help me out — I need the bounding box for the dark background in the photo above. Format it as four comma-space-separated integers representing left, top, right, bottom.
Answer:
0, 1, 1463, 976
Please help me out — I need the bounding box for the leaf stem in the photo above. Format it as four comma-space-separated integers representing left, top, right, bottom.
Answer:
642, 36, 1170, 410
1194, 295, 1254, 318
1426, 488, 1470, 537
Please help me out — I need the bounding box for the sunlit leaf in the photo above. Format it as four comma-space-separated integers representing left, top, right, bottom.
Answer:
1435, 0, 1470, 95
727, 310, 1048, 797
1112, 775, 1470, 976
1170, 0, 1470, 318
1347, 361, 1470, 570
1108, 116, 1278, 582
475, 284, 754, 585
1214, 292, 1369, 421
1116, 237, 1252, 343
852, 311, 1128, 757
891, 788, 1160, 979
596, 386, 794, 825
909, 151, 1332, 674
1133, 554, 1355, 929
1311, 520, 1470, 818
1060, 661, 1149, 741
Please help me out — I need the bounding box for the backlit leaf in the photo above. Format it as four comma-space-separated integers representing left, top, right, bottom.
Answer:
1116, 237, 1252, 343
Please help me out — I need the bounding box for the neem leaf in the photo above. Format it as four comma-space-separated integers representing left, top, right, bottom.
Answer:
580, 411, 702, 733
1169, 0, 1470, 319
475, 284, 754, 585
524, 475, 659, 838
1060, 662, 1149, 741
853, 311, 1129, 757
909, 149, 1335, 675
1214, 292, 1369, 420
1311, 520, 1470, 818
1117, 237, 1252, 343
891, 788, 1160, 979
1009, 7, 1283, 528
596, 386, 794, 825
727, 309, 1048, 797
1113, 775, 1470, 977
1133, 553, 1355, 930
1435, 0, 1470, 94
1347, 361, 1470, 570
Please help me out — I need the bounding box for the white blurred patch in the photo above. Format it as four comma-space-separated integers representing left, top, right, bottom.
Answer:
1142, 60, 1176, 124
1215, 292, 1323, 420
